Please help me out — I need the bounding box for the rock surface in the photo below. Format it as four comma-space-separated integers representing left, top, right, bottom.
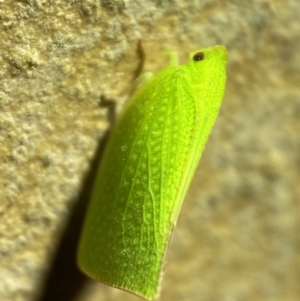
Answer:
0, 1, 299, 301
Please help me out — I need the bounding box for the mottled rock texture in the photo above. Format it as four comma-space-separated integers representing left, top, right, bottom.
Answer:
0, 1, 299, 301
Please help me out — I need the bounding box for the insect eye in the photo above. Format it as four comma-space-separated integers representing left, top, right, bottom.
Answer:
193, 52, 205, 61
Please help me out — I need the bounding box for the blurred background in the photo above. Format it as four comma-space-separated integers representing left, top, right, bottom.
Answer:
0, 1, 299, 301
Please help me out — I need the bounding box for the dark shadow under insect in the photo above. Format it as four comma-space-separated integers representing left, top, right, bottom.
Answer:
35, 125, 110, 301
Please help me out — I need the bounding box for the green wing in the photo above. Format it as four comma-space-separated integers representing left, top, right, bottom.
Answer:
78, 45, 227, 300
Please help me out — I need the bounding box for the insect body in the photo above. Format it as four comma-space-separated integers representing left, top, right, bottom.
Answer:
78, 45, 228, 300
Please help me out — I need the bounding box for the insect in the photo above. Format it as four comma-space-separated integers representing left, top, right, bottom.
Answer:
77, 45, 228, 300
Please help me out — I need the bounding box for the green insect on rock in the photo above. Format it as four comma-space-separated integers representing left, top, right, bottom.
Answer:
77, 45, 228, 300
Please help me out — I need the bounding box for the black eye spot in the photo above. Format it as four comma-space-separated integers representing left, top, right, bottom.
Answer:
193, 52, 205, 61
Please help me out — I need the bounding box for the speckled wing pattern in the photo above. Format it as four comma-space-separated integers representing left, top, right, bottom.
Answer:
78, 46, 228, 300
